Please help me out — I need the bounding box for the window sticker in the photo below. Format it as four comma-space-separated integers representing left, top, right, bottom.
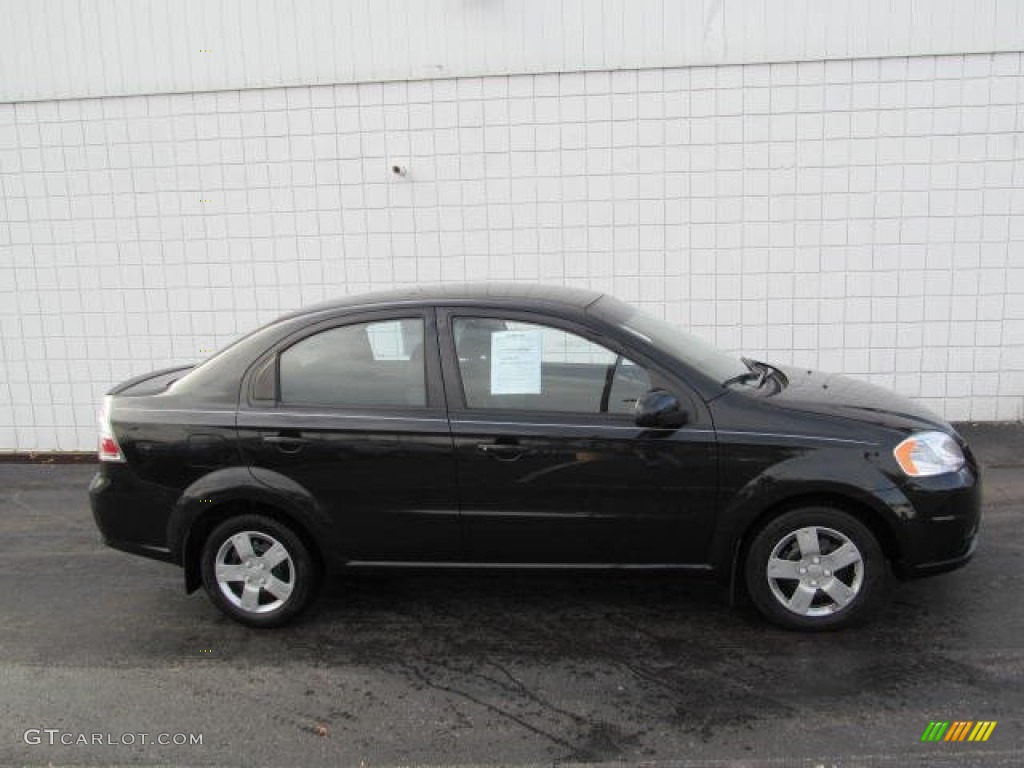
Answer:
366, 321, 408, 360
490, 330, 543, 394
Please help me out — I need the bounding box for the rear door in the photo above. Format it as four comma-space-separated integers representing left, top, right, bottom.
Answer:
437, 307, 719, 565
238, 308, 461, 561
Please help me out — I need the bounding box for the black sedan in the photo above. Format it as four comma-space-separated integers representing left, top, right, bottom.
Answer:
89, 284, 981, 630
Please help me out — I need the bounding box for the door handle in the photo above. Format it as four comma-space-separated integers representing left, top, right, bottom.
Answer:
262, 434, 308, 453
476, 442, 527, 461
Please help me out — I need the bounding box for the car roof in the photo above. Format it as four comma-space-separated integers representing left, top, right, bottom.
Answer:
279, 282, 605, 320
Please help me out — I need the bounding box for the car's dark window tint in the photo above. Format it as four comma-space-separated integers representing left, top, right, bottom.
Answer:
453, 317, 650, 414
280, 318, 426, 408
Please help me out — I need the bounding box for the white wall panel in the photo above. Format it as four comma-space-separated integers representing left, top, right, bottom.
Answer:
1, 51, 1023, 450
2, 0, 1023, 103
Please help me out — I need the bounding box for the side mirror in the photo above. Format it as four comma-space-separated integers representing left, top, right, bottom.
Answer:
634, 389, 687, 429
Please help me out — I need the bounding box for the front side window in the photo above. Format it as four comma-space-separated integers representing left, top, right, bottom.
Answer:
280, 318, 426, 408
453, 317, 650, 414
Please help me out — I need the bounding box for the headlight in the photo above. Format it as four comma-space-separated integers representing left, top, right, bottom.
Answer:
893, 431, 965, 477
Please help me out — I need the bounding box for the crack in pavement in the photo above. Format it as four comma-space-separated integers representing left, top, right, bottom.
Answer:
404, 661, 584, 759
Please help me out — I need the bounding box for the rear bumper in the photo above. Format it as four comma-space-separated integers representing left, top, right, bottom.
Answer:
89, 466, 178, 563
101, 536, 175, 563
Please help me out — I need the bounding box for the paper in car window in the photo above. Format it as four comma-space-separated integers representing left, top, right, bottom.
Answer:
490, 330, 543, 394
366, 321, 407, 361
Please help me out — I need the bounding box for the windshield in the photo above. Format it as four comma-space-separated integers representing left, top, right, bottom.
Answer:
590, 295, 750, 385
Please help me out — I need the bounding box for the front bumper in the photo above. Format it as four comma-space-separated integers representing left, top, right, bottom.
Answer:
893, 461, 982, 578
909, 530, 979, 576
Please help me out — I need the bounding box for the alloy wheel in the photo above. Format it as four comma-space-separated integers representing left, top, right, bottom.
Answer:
214, 530, 296, 614
765, 525, 864, 617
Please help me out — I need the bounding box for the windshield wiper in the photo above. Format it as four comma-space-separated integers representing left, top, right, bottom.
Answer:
723, 357, 772, 388
722, 371, 760, 387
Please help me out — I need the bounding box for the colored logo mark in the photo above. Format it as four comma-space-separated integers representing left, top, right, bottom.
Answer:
921, 721, 997, 742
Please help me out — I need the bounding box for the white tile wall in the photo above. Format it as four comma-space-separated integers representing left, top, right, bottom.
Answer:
4, 0, 1023, 103
1, 51, 1023, 450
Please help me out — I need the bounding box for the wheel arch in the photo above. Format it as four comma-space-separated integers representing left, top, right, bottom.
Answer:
181, 497, 327, 594
725, 490, 904, 603
168, 468, 332, 593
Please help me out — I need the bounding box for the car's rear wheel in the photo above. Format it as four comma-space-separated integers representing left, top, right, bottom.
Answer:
744, 506, 888, 630
200, 514, 318, 627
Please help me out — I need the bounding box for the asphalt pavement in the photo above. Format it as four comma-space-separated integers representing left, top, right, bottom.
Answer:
0, 423, 1021, 767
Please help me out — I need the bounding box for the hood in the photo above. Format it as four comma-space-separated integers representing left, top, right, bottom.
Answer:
765, 365, 952, 434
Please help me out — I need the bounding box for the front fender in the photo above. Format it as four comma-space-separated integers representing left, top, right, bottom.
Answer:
711, 446, 913, 576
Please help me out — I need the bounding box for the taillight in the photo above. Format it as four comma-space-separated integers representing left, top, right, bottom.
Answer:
97, 396, 125, 462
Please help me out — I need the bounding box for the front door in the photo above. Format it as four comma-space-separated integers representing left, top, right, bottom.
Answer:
437, 308, 718, 565
238, 309, 460, 561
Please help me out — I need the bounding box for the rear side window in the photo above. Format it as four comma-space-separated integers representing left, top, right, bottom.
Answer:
280, 318, 426, 408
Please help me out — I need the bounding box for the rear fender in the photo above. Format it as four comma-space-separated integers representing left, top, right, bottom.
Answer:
168, 467, 332, 592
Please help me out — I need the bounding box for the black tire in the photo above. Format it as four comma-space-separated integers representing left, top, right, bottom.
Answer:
744, 506, 889, 631
200, 514, 319, 628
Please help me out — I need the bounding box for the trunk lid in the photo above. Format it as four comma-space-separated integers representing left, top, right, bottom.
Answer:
108, 365, 196, 397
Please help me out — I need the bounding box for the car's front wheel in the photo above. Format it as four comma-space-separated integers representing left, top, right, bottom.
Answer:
200, 514, 318, 627
744, 507, 888, 630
